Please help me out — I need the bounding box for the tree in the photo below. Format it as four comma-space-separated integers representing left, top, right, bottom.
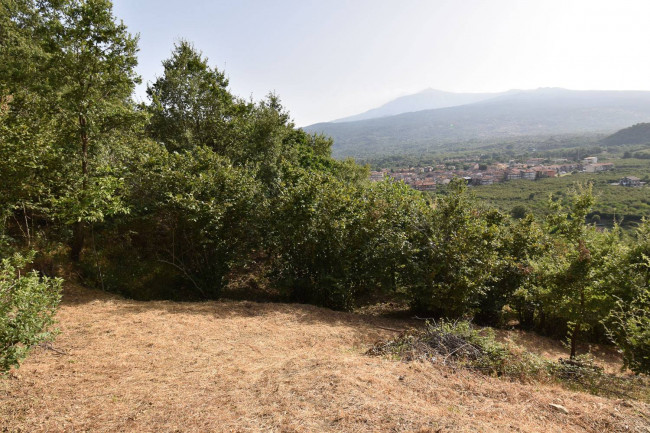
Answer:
510, 204, 528, 219
607, 284, 650, 374
36, 0, 141, 261
606, 219, 650, 374
409, 179, 502, 318
530, 184, 625, 358
0, 0, 61, 246
146, 40, 235, 152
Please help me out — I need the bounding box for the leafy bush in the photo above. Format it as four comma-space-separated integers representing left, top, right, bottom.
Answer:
268, 173, 430, 310
1, 252, 61, 373
93, 145, 265, 299
408, 179, 503, 317
605, 224, 650, 374
609, 296, 650, 373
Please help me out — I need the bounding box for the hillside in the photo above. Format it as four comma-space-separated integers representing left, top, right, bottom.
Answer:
333, 89, 501, 122
306, 88, 650, 158
602, 123, 650, 145
1, 285, 648, 433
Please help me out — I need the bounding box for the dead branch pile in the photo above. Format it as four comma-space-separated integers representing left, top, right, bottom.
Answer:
367, 320, 489, 366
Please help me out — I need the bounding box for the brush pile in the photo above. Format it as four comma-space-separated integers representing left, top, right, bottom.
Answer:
368, 320, 507, 366
367, 320, 552, 380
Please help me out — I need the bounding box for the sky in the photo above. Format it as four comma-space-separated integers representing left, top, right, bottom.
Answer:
112, 0, 650, 126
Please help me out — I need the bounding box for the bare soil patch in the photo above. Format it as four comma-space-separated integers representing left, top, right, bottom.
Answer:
1, 285, 649, 432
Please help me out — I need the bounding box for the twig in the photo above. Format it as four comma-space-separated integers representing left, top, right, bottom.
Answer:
157, 258, 206, 297
39, 342, 67, 355
443, 342, 474, 365
376, 325, 405, 333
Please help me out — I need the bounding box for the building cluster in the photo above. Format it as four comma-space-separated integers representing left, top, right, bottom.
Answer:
370, 156, 615, 191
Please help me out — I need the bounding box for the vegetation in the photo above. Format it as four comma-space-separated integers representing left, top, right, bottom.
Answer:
1, 0, 649, 381
470, 157, 650, 226
369, 319, 650, 402
602, 122, 650, 146
368, 319, 547, 379
0, 251, 61, 373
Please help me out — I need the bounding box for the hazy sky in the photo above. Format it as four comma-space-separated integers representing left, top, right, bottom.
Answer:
112, 0, 650, 126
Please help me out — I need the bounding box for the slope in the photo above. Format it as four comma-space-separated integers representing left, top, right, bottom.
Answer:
602, 123, 650, 145
306, 88, 650, 158
333, 88, 502, 123
1, 285, 648, 433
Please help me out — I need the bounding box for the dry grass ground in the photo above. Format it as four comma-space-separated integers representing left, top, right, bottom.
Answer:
1, 285, 649, 433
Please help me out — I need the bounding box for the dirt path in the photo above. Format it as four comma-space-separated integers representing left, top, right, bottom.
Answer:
1, 286, 648, 432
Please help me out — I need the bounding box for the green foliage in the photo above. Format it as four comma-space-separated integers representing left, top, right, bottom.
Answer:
146, 40, 235, 152
408, 179, 502, 317
0, 0, 143, 260
605, 220, 650, 374
607, 286, 650, 375
0, 251, 61, 373
510, 204, 528, 219
92, 144, 264, 299
269, 172, 431, 309
477, 214, 545, 326
525, 184, 629, 357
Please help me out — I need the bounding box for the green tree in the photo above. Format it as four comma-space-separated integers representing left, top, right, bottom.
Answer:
37, 0, 141, 261
607, 284, 650, 374
146, 40, 235, 153
409, 179, 502, 317
477, 214, 545, 326
510, 204, 528, 219
0, 0, 60, 246
530, 184, 625, 358
605, 219, 650, 374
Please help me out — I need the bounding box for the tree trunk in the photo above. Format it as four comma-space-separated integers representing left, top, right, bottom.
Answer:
70, 220, 84, 261
70, 114, 89, 261
570, 321, 580, 359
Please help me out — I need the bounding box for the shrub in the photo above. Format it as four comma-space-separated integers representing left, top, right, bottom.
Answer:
606, 252, 650, 375
408, 180, 503, 317
270, 174, 430, 310
1, 251, 62, 373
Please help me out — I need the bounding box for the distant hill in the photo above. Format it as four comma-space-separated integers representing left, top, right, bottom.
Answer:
601, 123, 650, 145
333, 89, 502, 122
305, 88, 650, 158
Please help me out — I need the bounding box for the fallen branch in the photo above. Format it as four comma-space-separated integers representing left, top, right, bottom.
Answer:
39, 342, 67, 355
376, 325, 405, 333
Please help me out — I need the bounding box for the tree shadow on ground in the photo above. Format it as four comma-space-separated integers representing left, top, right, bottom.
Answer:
59, 283, 414, 337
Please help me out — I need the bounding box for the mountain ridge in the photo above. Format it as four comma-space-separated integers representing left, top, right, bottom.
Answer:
305, 88, 650, 158
332, 88, 503, 123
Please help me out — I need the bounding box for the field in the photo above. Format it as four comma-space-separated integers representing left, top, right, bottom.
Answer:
1, 285, 649, 433
471, 158, 650, 224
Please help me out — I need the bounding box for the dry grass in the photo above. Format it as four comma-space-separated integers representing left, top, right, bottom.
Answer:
494, 329, 625, 375
1, 285, 649, 432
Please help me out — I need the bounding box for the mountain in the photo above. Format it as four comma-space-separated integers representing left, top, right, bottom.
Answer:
305, 88, 650, 158
333, 89, 502, 122
601, 122, 650, 145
